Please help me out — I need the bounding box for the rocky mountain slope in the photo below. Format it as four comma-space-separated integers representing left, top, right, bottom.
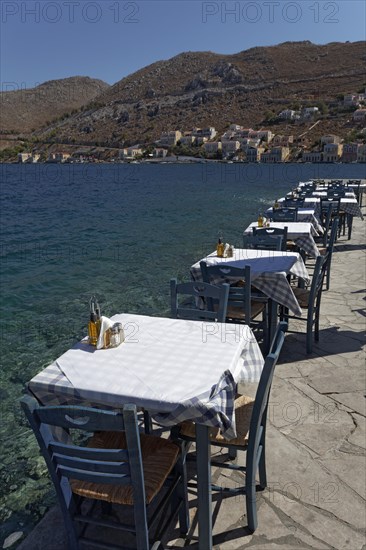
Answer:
2, 42, 366, 146
0, 77, 110, 133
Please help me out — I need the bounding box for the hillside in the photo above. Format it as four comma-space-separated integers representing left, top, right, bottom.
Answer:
0, 77, 110, 133
29, 41, 366, 147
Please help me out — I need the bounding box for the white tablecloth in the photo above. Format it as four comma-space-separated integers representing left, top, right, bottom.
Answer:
190, 248, 309, 316
243, 221, 320, 258
28, 314, 264, 439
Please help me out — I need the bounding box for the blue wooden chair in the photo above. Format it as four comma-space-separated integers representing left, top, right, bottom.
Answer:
20, 397, 189, 550
316, 217, 339, 291
199, 262, 269, 349
285, 254, 328, 354
199, 262, 267, 324
244, 234, 283, 251
252, 226, 288, 251
172, 321, 287, 533
170, 279, 229, 322
271, 207, 298, 222
284, 197, 304, 208
320, 198, 343, 238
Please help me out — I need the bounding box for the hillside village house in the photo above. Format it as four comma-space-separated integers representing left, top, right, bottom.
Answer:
353, 109, 366, 122
221, 140, 240, 157
341, 143, 361, 163
248, 130, 273, 142
159, 130, 182, 146
302, 106, 319, 119
179, 135, 196, 146
192, 127, 217, 140
245, 146, 264, 162
323, 143, 343, 162
260, 146, 290, 163
119, 146, 144, 159
272, 135, 294, 147
240, 138, 261, 150
18, 152, 40, 163
18, 153, 32, 163
278, 109, 297, 120
321, 135, 341, 145
203, 141, 222, 156
47, 152, 71, 163
152, 148, 168, 158
302, 151, 323, 162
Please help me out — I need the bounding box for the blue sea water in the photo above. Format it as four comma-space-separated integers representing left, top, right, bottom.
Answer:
0, 161, 365, 542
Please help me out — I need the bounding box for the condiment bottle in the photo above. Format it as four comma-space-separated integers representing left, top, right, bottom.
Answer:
274, 199, 279, 210
109, 323, 124, 348
88, 299, 98, 346
216, 237, 224, 257
257, 213, 264, 227
94, 297, 101, 338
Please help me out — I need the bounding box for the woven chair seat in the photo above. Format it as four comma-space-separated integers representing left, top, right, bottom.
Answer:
179, 394, 254, 447
226, 300, 266, 321
71, 431, 179, 506
286, 240, 298, 251
292, 287, 310, 308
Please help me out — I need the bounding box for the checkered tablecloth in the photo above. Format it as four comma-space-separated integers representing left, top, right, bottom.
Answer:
280, 196, 363, 219
191, 248, 309, 316
28, 314, 264, 439
244, 221, 320, 258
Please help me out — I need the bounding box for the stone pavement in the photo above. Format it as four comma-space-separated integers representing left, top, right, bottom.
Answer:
16, 211, 365, 550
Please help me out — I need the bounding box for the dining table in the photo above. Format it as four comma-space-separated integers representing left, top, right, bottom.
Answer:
27, 312, 265, 550
266, 206, 323, 234
191, 247, 309, 342
243, 221, 320, 258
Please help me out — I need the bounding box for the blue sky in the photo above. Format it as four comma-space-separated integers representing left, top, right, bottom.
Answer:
1, 0, 365, 90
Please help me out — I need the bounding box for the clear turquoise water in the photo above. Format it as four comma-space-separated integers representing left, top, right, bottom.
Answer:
0, 162, 365, 542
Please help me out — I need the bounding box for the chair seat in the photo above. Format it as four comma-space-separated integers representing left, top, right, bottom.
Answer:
179, 394, 254, 447
71, 431, 179, 505
226, 300, 266, 321
286, 240, 298, 250
317, 246, 327, 256
292, 287, 310, 308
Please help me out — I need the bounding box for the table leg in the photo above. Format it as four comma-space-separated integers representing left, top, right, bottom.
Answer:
196, 423, 212, 550
268, 299, 278, 346
347, 214, 353, 240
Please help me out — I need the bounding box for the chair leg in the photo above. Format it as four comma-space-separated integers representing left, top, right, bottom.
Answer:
245, 461, 258, 533
258, 445, 267, 489
306, 317, 313, 354
177, 450, 190, 534
228, 446, 237, 460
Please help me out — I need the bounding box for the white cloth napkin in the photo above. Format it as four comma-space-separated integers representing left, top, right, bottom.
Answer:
96, 316, 114, 349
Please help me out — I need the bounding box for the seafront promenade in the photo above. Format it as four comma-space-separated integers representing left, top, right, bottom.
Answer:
16, 206, 365, 550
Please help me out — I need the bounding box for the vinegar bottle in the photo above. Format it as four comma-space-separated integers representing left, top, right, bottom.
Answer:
216, 237, 224, 257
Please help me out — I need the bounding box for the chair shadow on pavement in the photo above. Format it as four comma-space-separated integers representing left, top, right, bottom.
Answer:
279, 325, 365, 362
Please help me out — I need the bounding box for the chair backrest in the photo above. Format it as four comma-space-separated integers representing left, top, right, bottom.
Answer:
252, 226, 288, 250
170, 278, 229, 322
200, 262, 251, 323
244, 234, 283, 251
20, 396, 146, 516
320, 197, 340, 217
307, 254, 328, 317
324, 217, 338, 290
328, 190, 345, 198
271, 207, 298, 222
247, 321, 287, 459
284, 198, 304, 208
